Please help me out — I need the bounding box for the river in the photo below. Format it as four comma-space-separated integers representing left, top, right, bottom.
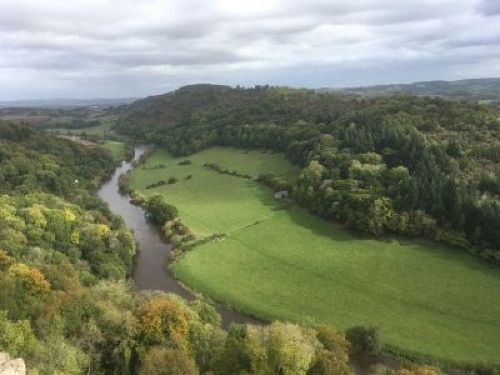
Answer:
98, 145, 258, 326
97, 146, 384, 374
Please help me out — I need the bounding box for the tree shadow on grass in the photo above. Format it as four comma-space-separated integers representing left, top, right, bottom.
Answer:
284, 206, 364, 243
282, 204, 500, 279
395, 236, 500, 278
239, 178, 286, 212
237, 175, 500, 278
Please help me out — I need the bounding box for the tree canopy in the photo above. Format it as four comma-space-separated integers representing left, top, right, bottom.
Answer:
117, 86, 500, 263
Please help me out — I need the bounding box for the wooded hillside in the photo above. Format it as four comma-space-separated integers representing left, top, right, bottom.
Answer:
117, 85, 500, 263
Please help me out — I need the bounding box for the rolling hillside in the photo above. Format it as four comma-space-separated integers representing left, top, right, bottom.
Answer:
327, 78, 500, 103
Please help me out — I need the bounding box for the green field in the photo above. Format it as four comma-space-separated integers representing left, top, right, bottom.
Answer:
101, 140, 126, 161
130, 147, 298, 236
130, 147, 500, 364
46, 119, 115, 137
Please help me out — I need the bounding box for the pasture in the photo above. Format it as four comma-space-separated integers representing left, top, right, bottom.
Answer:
129, 147, 298, 236
101, 140, 126, 161
47, 120, 115, 137
130, 147, 500, 364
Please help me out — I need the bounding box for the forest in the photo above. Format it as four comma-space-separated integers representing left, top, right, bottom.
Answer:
117, 85, 500, 264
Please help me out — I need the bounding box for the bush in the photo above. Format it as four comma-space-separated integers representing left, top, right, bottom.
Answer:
118, 173, 132, 193
168, 177, 178, 184
144, 195, 178, 225
345, 326, 380, 355
130, 192, 146, 205
140, 347, 198, 375
170, 234, 184, 247
178, 160, 193, 166
461, 363, 499, 375
145, 180, 166, 189
204, 163, 222, 172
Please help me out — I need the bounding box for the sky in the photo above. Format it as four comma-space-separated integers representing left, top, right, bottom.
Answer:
0, 0, 499, 100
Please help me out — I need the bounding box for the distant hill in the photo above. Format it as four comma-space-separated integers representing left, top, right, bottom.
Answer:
116, 83, 244, 132
0, 97, 139, 109
116, 84, 351, 139
323, 78, 500, 103
114, 83, 500, 265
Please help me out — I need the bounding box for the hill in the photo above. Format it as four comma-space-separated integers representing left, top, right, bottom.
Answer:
0, 97, 138, 109
116, 84, 500, 263
326, 78, 500, 103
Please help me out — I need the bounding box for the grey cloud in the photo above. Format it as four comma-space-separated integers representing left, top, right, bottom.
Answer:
276, 0, 466, 25
0, 0, 498, 100
101, 49, 244, 67
447, 35, 500, 48
477, 0, 500, 15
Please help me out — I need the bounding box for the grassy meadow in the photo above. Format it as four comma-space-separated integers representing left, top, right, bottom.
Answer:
130, 147, 298, 236
129, 147, 500, 364
46, 118, 116, 137
101, 140, 126, 161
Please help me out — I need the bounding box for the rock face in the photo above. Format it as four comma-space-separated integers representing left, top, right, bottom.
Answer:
0, 353, 25, 375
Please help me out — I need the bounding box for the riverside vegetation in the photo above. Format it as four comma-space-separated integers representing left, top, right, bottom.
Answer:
118, 84, 500, 264
0, 121, 416, 375
2, 81, 500, 373
115, 84, 500, 370
126, 146, 500, 367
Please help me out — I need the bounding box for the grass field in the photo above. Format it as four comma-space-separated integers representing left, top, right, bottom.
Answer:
101, 140, 126, 161
130, 147, 298, 236
46, 120, 115, 137
130, 147, 500, 364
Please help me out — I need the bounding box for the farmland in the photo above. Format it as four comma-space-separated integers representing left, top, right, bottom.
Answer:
46, 119, 116, 137
129, 146, 500, 364
129, 147, 298, 236
102, 140, 126, 161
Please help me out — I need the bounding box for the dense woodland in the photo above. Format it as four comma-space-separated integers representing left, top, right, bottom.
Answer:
118, 85, 500, 263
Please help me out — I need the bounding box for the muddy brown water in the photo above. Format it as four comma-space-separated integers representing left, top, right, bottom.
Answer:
98, 146, 387, 374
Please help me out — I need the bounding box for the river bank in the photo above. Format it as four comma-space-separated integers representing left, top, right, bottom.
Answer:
98, 146, 407, 375
97, 146, 258, 327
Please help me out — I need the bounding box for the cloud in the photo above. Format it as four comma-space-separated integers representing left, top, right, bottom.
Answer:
0, 0, 498, 99
477, 0, 500, 15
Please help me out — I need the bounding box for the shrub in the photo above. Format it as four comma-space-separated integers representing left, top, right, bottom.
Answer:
345, 326, 380, 355
118, 173, 132, 193
144, 195, 178, 225
170, 234, 184, 247
189, 300, 221, 326
130, 192, 146, 206
137, 294, 192, 348
140, 347, 198, 375
145, 180, 166, 189
178, 160, 193, 166
398, 365, 441, 375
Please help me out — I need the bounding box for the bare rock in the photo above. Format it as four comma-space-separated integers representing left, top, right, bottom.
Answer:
0, 353, 25, 375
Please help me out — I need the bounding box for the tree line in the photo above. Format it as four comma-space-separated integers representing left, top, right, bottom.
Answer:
0, 121, 436, 374
117, 86, 500, 263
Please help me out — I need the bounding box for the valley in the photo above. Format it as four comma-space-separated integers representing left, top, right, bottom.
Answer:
3, 0, 500, 373
128, 146, 500, 364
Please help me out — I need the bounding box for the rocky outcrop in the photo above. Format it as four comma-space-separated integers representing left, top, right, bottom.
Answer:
0, 353, 25, 375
